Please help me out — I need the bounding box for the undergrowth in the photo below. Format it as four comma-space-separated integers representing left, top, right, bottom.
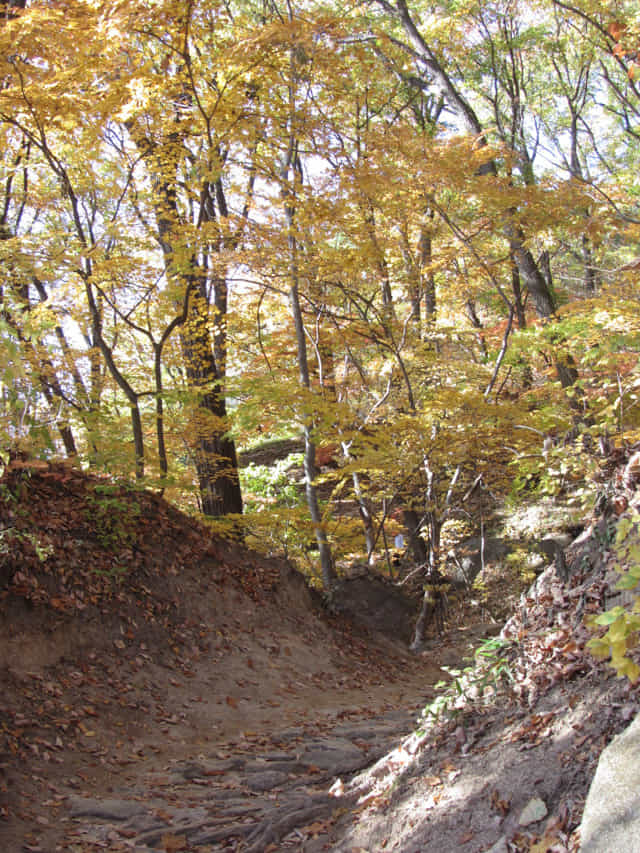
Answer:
419, 636, 516, 727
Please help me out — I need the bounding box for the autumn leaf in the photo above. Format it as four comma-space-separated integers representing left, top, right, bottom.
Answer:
160, 834, 187, 852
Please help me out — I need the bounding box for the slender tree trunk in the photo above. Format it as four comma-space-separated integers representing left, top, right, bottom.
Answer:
582, 233, 598, 294
422, 237, 437, 329
510, 250, 527, 328
153, 343, 168, 479
410, 511, 443, 650
0, 300, 79, 458
465, 299, 488, 359
280, 35, 335, 588
401, 218, 436, 340
287, 224, 335, 589
567, 108, 599, 294
362, 203, 395, 321
341, 441, 376, 565
38, 374, 77, 457
388, 0, 556, 319
83, 276, 145, 479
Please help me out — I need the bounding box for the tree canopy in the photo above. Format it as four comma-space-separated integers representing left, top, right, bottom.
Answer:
1, 0, 639, 592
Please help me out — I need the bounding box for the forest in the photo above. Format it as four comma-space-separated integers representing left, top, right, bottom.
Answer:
1, 0, 639, 613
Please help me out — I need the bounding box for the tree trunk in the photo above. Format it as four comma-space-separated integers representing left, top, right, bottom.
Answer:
465, 299, 488, 359
342, 442, 376, 566
582, 234, 598, 294
389, 0, 556, 320
508, 231, 555, 317
130, 125, 243, 516
402, 507, 428, 564
181, 282, 242, 516
510, 251, 527, 328
288, 264, 335, 589
83, 276, 145, 479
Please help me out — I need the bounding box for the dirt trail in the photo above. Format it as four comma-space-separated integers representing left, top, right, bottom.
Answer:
1, 600, 463, 853
4, 462, 640, 853
1, 462, 461, 851
59, 662, 434, 852
1, 518, 465, 852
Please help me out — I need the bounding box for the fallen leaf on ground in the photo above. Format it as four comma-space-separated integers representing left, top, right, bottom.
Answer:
161, 833, 187, 852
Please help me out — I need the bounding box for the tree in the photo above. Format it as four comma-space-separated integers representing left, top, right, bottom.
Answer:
0, 0, 639, 627
0, 0, 267, 513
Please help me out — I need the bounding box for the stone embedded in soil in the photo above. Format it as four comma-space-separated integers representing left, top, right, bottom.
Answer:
245, 769, 290, 790
302, 737, 367, 771
483, 837, 509, 853
68, 796, 148, 821
518, 796, 548, 826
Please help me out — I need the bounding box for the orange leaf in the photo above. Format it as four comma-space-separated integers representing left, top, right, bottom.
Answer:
608, 21, 626, 42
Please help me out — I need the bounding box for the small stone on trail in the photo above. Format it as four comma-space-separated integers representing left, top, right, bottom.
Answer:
68, 797, 147, 820
518, 796, 547, 826
245, 770, 290, 791
483, 837, 509, 853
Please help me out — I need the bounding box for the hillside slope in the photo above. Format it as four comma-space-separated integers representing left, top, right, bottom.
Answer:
1, 459, 639, 852
0, 461, 443, 851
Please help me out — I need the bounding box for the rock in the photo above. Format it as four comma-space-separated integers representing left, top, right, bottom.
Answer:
447, 536, 512, 587
483, 837, 508, 853
302, 737, 367, 772
579, 712, 640, 852
245, 770, 290, 791
539, 534, 572, 560
525, 552, 546, 572
68, 797, 147, 820
518, 796, 547, 826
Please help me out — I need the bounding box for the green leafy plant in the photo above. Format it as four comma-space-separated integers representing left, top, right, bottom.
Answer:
85, 484, 141, 550
420, 636, 515, 725
0, 526, 53, 563
240, 453, 304, 513
587, 511, 640, 681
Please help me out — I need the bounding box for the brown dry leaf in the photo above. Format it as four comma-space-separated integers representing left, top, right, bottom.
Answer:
226, 695, 238, 708
530, 835, 566, 853
302, 819, 332, 836
154, 808, 173, 822
490, 789, 510, 816
161, 833, 187, 852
